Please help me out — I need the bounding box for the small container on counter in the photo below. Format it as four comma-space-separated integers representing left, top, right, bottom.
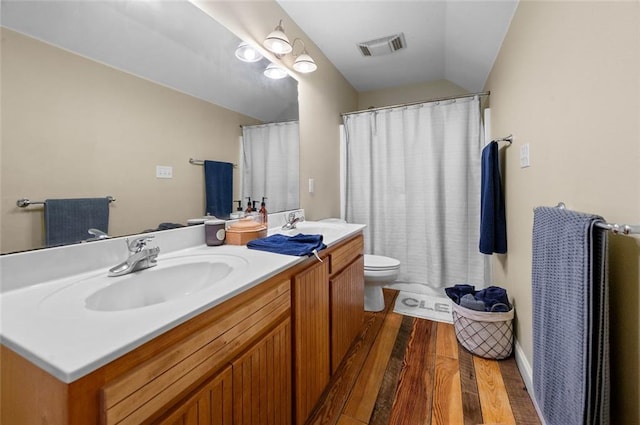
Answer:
205, 219, 226, 246
225, 217, 267, 245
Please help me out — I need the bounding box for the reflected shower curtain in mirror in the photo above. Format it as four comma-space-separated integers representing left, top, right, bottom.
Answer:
242, 121, 299, 212
343, 96, 486, 295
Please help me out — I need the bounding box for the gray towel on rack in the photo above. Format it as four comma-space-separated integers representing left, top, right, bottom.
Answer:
532, 206, 609, 425
45, 198, 110, 246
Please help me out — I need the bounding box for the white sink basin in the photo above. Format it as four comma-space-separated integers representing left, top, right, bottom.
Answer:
87, 261, 229, 311
39, 254, 248, 312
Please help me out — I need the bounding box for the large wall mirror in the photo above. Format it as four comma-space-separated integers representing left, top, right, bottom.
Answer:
1, 0, 299, 254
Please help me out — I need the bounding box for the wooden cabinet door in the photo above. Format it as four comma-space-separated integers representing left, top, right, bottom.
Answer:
330, 255, 364, 373
292, 260, 330, 425
154, 365, 233, 425
233, 318, 292, 425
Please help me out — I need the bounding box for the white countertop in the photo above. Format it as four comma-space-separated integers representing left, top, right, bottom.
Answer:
0, 220, 364, 383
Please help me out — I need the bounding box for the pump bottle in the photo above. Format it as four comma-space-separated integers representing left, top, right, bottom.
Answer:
259, 197, 268, 226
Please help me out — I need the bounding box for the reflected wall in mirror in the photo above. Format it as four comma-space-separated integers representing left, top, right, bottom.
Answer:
1, 0, 299, 254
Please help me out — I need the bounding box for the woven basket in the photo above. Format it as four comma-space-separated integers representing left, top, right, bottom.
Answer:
451, 302, 514, 360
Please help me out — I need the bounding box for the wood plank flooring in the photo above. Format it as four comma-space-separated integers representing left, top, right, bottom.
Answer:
306, 289, 540, 425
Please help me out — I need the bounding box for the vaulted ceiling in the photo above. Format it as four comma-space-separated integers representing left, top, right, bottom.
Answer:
277, 0, 519, 92
2, 0, 519, 122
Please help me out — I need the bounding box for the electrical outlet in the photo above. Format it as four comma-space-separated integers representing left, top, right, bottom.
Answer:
156, 165, 173, 179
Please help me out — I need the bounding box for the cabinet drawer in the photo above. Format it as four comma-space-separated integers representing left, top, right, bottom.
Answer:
100, 280, 290, 425
330, 234, 364, 276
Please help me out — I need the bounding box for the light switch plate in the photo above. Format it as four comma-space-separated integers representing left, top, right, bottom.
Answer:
156, 165, 173, 178
308, 178, 315, 193
520, 144, 530, 168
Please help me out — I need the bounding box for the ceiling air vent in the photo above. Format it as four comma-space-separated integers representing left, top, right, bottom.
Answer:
357, 33, 406, 57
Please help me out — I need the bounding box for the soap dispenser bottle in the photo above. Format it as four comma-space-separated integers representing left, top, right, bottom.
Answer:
231, 200, 245, 219
245, 197, 253, 214
259, 197, 268, 226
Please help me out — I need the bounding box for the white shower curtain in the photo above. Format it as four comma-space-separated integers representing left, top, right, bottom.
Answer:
242, 121, 299, 212
343, 96, 485, 295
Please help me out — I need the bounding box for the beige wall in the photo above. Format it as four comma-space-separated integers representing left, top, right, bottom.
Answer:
485, 2, 640, 423
1, 28, 258, 253
193, 1, 358, 222
357, 79, 469, 110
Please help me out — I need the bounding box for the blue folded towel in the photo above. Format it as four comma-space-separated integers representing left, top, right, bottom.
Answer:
445, 284, 511, 312
475, 286, 511, 312
460, 293, 486, 311
247, 233, 326, 257
444, 284, 476, 304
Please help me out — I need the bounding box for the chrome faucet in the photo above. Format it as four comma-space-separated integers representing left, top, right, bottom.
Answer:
108, 236, 160, 277
282, 212, 305, 230
86, 228, 109, 242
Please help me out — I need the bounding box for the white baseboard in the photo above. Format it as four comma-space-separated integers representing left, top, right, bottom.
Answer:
514, 338, 546, 425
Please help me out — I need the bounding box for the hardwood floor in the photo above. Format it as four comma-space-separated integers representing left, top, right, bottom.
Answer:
306, 289, 541, 425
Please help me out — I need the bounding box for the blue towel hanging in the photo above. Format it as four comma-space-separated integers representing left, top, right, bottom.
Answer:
204, 160, 233, 218
479, 141, 507, 254
247, 233, 326, 257
45, 197, 110, 246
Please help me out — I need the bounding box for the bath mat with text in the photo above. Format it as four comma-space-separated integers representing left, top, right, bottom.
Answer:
393, 291, 453, 324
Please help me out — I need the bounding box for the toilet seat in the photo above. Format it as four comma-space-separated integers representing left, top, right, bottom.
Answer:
364, 254, 400, 271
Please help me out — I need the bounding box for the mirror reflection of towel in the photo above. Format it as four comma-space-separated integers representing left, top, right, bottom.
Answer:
204, 160, 233, 218
45, 198, 110, 246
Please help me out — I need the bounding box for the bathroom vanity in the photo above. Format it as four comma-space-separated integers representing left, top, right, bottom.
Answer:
0, 219, 365, 425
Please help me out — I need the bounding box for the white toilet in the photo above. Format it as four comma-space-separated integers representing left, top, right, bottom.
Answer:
317, 219, 400, 312
364, 254, 400, 312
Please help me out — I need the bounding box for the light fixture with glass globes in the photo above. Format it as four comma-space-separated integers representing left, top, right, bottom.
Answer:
263, 62, 289, 79
291, 39, 317, 73
263, 19, 317, 75
235, 41, 263, 63
263, 19, 292, 56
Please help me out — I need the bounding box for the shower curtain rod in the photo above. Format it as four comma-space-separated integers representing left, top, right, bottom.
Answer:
239, 119, 299, 129
341, 91, 490, 117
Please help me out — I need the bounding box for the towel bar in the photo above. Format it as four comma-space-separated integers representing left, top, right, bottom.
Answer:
491, 134, 512, 145
555, 202, 639, 235
17, 196, 115, 208
189, 158, 238, 167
